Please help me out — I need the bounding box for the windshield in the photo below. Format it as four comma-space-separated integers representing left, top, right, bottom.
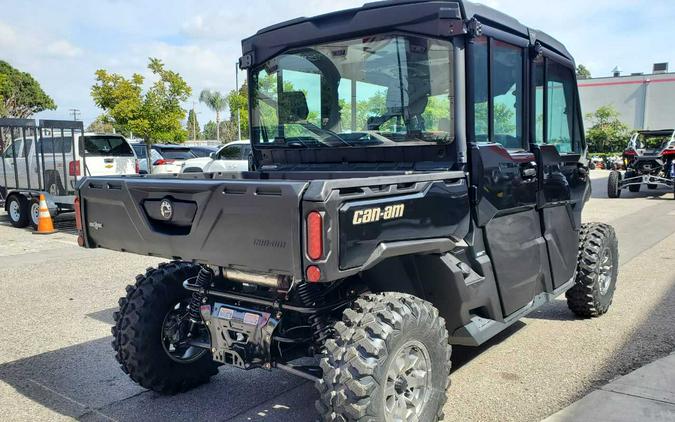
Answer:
251, 35, 454, 148
635, 133, 672, 150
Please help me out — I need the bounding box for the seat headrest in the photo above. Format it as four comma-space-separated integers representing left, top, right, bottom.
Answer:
279, 91, 309, 123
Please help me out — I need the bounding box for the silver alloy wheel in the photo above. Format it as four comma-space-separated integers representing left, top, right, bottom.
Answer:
598, 247, 613, 295
384, 339, 431, 422
31, 202, 40, 226
9, 199, 21, 222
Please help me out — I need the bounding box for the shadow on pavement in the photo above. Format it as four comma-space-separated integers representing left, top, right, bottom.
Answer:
451, 321, 526, 370
0, 337, 311, 422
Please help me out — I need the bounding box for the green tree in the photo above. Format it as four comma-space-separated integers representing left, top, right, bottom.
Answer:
199, 90, 227, 142
225, 82, 249, 141
576, 64, 592, 80
0, 60, 56, 118
87, 115, 114, 133
186, 109, 201, 140
203, 120, 217, 140
585, 105, 630, 153
91, 58, 191, 170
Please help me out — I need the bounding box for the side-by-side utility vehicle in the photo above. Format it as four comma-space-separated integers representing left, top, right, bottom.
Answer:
608, 129, 675, 198
75, 1, 619, 420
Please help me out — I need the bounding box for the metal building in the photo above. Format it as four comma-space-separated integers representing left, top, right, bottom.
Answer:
578, 64, 675, 131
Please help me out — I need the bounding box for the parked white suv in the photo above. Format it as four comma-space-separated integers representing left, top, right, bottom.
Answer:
1, 133, 137, 196
181, 141, 251, 173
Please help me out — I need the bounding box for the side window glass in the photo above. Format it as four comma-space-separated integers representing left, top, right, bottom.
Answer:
546, 62, 576, 153
219, 145, 242, 160
471, 37, 489, 142
534, 57, 545, 144
492, 41, 523, 150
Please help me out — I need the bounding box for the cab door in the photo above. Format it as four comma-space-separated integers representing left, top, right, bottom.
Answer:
530, 50, 589, 289
468, 35, 550, 317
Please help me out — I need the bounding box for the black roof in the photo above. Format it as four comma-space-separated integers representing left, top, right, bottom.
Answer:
242, 0, 572, 67
636, 129, 674, 136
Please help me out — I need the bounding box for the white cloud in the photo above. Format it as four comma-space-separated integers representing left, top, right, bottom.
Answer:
46, 40, 83, 58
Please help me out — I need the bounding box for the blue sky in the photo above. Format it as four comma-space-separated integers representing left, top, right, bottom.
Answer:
0, 0, 673, 128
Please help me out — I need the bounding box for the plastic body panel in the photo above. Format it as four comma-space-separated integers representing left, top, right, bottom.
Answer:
79, 176, 309, 279
338, 179, 471, 269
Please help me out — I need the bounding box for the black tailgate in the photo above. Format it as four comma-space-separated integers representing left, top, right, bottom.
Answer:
79, 177, 308, 278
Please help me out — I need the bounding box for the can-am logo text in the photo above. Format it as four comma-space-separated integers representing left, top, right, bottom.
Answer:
353, 204, 405, 225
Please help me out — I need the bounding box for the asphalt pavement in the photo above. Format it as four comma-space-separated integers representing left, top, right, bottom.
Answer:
0, 170, 673, 422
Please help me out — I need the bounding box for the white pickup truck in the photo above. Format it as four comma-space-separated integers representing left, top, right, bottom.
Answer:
2, 131, 137, 228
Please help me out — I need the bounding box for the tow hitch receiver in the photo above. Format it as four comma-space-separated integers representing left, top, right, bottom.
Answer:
200, 303, 278, 369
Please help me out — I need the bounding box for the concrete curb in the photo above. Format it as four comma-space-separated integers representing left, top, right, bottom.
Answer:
544, 352, 675, 421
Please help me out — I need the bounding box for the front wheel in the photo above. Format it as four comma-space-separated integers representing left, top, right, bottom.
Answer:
316, 293, 451, 421
607, 171, 621, 198
567, 223, 619, 317
112, 262, 219, 394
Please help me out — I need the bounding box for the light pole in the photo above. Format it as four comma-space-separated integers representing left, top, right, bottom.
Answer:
192, 101, 198, 141
235, 62, 242, 141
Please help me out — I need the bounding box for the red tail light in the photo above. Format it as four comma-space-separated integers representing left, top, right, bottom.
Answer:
307, 211, 323, 261
135, 159, 140, 174
153, 159, 175, 166
624, 149, 637, 157
69, 160, 81, 176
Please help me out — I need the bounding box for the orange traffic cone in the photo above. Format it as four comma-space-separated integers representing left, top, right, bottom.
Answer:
34, 194, 57, 235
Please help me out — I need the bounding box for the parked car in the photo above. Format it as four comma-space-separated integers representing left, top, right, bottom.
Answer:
181, 140, 251, 173
188, 146, 219, 158
131, 144, 197, 175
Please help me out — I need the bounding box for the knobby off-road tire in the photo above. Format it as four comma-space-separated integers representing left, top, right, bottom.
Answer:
625, 171, 640, 193
607, 171, 621, 198
566, 223, 619, 318
316, 293, 452, 422
112, 262, 219, 394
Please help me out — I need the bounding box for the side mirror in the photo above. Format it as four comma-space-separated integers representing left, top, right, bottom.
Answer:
209, 152, 216, 159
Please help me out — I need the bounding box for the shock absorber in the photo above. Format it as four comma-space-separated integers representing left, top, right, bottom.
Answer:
296, 282, 332, 346
188, 266, 214, 323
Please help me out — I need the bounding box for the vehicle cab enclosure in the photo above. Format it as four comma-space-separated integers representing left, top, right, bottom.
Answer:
78, 0, 590, 346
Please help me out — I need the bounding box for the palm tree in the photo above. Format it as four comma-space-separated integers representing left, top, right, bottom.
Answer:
199, 89, 228, 142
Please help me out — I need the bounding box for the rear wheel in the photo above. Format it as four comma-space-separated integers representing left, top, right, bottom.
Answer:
625, 171, 640, 193
112, 262, 219, 394
6, 195, 29, 228
607, 171, 621, 198
29, 199, 40, 229
316, 293, 451, 421
567, 223, 619, 318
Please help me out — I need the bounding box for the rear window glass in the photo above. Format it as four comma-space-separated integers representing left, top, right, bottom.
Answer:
38, 137, 73, 154
158, 149, 195, 160
81, 136, 133, 157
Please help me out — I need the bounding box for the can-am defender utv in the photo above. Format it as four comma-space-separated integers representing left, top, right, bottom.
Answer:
75, 1, 619, 420
608, 129, 675, 198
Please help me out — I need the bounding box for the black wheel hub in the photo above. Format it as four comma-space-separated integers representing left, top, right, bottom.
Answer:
161, 300, 208, 363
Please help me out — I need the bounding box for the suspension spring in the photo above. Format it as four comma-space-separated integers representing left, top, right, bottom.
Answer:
296, 282, 332, 346
188, 266, 214, 323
